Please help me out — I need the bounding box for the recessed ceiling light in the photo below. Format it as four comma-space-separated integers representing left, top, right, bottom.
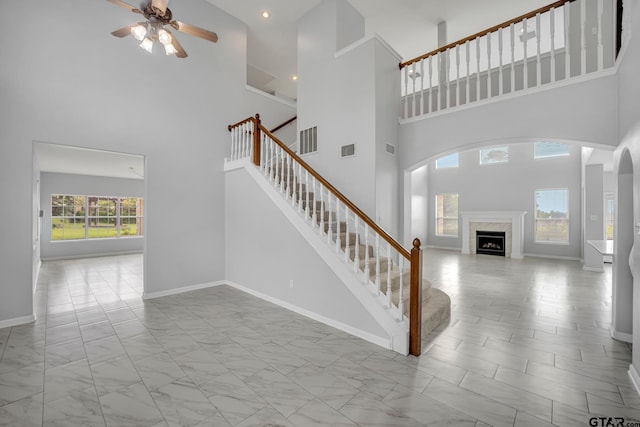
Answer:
262, 11, 270, 18
291, 75, 298, 81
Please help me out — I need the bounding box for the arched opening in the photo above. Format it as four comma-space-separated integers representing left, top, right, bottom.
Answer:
612, 149, 634, 341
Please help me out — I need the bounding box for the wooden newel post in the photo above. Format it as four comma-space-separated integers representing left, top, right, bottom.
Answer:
409, 238, 422, 356
253, 113, 261, 167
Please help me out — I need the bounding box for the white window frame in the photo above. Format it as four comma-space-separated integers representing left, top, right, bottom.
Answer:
479, 146, 509, 165
51, 194, 144, 241
435, 193, 459, 237
534, 142, 570, 159
534, 188, 569, 244
435, 153, 459, 169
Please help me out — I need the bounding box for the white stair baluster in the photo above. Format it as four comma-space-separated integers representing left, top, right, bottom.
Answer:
419, 59, 425, 116
565, 1, 571, 80
476, 37, 481, 101
398, 257, 405, 318
327, 195, 333, 244
445, 50, 451, 109
536, 13, 542, 87
344, 206, 350, 262
375, 232, 381, 294
403, 66, 409, 119
465, 40, 470, 104
298, 163, 303, 213
428, 56, 433, 114
386, 243, 392, 307
305, 170, 310, 219
580, 0, 586, 76
242, 123, 248, 159
320, 184, 325, 233
597, 0, 604, 71
523, 18, 529, 89
550, 7, 556, 83
353, 218, 360, 271
436, 51, 442, 111
455, 45, 461, 107
498, 27, 504, 95
335, 199, 341, 253
510, 23, 516, 93
411, 62, 417, 117
275, 145, 280, 189
487, 32, 492, 98
363, 224, 370, 280
311, 176, 317, 227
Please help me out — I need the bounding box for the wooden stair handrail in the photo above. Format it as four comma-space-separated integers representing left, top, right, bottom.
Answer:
400, 0, 576, 69
228, 115, 410, 259
270, 116, 297, 133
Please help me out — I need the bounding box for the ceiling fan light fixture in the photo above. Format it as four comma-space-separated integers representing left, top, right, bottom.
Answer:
139, 37, 154, 53
163, 43, 177, 55
157, 28, 172, 45
131, 24, 147, 41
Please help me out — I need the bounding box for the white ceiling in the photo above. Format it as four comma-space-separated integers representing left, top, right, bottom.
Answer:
34, 143, 145, 180
206, 0, 554, 99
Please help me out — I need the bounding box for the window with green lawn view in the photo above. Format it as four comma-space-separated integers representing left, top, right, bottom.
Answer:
535, 188, 569, 243
52, 195, 144, 241
435, 193, 459, 236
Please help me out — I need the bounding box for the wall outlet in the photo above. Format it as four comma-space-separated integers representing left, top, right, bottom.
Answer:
590, 215, 598, 221
289, 279, 294, 289
636, 223, 640, 235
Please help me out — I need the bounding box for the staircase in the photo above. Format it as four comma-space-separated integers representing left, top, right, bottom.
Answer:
227, 115, 450, 355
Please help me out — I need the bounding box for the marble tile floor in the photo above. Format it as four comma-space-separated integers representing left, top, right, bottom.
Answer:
0, 250, 637, 426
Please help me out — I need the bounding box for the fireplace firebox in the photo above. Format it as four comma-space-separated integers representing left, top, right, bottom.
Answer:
476, 231, 506, 256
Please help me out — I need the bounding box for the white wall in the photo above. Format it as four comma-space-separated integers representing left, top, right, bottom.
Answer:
615, 0, 640, 382
224, 166, 388, 340
399, 74, 619, 172
39, 173, 145, 260
297, 0, 401, 236
0, 0, 295, 325
424, 143, 583, 259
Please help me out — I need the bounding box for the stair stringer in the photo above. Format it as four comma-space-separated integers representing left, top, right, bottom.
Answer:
225, 158, 409, 354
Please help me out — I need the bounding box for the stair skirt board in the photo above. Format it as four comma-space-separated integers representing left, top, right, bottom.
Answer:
225, 280, 394, 350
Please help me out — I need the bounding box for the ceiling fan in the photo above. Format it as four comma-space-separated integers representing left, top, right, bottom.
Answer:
107, 0, 218, 58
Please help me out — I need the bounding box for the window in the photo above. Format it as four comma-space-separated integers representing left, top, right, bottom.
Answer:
535, 142, 569, 158
299, 126, 317, 155
435, 193, 459, 236
436, 153, 459, 169
605, 193, 614, 240
52, 195, 144, 241
480, 146, 508, 164
535, 188, 569, 243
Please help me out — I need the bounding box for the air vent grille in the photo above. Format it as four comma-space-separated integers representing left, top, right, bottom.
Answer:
299, 126, 318, 155
341, 144, 355, 157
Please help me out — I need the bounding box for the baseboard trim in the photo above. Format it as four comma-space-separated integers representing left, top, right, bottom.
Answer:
425, 245, 461, 252
630, 364, 640, 396
42, 250, 143, 262
142, 281, 225, 300
523, 253, 582, 262
225, 280, 393, 350
0, 315, 36, 329
610, 326, 633, 343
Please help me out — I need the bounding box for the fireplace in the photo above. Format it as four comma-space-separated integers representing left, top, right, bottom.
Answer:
476, 231, 506, 257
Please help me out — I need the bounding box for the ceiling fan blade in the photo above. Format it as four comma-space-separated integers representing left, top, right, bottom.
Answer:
170, 21, 218, 43
111, 25, 134, 38
167, 30, 188, 58
106, 0, 143, 14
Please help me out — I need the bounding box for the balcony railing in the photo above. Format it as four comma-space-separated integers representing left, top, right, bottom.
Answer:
400, 0, 618, 120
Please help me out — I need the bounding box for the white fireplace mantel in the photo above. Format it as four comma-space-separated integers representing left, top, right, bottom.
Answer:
460, 211, 527, 259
